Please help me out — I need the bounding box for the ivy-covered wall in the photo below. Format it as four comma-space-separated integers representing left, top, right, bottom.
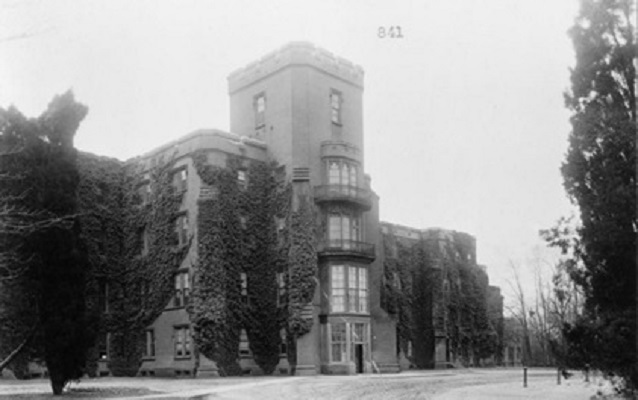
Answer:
76, 147, 320, 377
78, 152, 190, 376
189, 152, 316, 376
381, 228, 498, 368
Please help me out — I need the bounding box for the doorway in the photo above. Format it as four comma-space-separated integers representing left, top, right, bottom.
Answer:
355, 344, 364, 373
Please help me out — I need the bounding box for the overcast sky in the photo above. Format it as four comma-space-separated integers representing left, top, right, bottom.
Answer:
0, 0, 579, 303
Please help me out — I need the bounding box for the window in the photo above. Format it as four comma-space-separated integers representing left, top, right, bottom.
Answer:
175, 213, 189, 246
330, 265, 368, 313
330, 323, 347, 362
254, 93, 266, 137
144, 330, 155, 358
279, 329, 287, 356
138, 182, 151, 204
239, 329, 250, 356
173, 271, 190, 308
237, 170, 247, 189
330, 90, 342, 125
276, 272, 286, 307
331, 266, 346, 312
327, 213, 361, 247
358, 269, 368, 313
393, 272, 402, 290
240, 272, 248, 304
348, 266, 358, 313
350, 323, 367, 360
140, 229, 149, 256
174, 326, 192, 358
99, 280, 109, 313
173, 168, 188, 192
326, 160, 358, 188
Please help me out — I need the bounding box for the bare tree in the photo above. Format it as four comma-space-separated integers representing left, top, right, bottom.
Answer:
505, 262, 533, 366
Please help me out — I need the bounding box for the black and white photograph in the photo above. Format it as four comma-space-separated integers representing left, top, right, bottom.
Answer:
0, 0, 635, 398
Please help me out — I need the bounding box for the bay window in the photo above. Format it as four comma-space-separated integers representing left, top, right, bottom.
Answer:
330, 265, 368, 314
327, 159, 358, 188
327, 212, 361, 248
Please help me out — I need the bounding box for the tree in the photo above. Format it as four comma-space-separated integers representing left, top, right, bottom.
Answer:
544, 0, 636, 391
505, 263, 533, 366
0, 92, 91, 395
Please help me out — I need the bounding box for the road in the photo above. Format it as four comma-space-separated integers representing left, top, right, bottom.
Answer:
0, 368, 605, 399
195, 368, 600, 400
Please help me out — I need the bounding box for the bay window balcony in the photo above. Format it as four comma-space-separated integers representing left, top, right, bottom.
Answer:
314, 184, 372, 210
317, 239, 375, 261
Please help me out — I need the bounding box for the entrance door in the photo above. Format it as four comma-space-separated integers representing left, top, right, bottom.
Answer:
355, 344, 364, 373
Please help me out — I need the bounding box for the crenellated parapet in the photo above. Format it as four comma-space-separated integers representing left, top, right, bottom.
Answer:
228, 41, 364, 94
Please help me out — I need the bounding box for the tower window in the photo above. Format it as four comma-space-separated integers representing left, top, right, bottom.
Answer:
330, 90, 342, 125
254, 93, 266, 137
326, 159, 358, 188
327, 212, 362, 247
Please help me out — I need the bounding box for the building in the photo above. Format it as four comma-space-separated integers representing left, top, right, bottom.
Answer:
87, 42, 399, 377
380, 223, 502, 369
8, 42, 501, 378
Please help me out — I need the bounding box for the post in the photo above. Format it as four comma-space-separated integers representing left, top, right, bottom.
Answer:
523, 367, 528, 388
585, 364, 590, 383
557, 367, 561, 385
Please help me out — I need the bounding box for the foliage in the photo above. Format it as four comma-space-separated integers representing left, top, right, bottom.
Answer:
77, 152, 190, 376
543, 0, 635, 391
242, 162, 288, 375
188, 153, 245, 376
285, 190, 317, 373
0, 91, 91, 395
190, 152, 316, 375
381, 231, 498, 368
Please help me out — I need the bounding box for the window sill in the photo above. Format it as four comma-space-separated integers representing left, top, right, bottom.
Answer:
173, 356, 192, 361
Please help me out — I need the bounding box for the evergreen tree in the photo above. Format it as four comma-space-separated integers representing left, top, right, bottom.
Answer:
545, 0, 635, 391
0, 92, 91, 395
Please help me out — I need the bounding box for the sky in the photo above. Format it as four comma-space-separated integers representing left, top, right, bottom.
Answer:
0, 0, 580, 306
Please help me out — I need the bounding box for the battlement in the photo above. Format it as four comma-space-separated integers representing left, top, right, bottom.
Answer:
228, 41, 364, 94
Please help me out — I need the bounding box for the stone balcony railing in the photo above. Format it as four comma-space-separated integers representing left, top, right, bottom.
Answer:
317, 239, 376, 261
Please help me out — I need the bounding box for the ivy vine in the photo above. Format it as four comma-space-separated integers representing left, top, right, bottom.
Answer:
381, 230, 497, 368
78, 152, 190, 376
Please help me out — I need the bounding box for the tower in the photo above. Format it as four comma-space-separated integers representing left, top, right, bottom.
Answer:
228, 42, 398, 374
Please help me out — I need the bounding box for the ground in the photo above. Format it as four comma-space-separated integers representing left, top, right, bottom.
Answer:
0, 368, 614, 399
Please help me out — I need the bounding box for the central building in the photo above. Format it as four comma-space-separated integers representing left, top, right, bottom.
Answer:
226, 42, 396, 374
85, 42, 498, 379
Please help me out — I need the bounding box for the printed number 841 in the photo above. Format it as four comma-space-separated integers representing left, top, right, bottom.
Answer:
378, 26, 404, 38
